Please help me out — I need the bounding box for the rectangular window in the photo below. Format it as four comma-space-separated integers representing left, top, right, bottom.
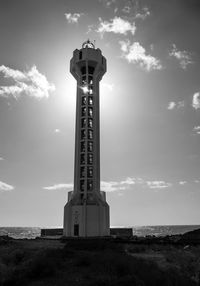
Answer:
88, 141, 93, 152
89, 86, 93, 95
87, 153, 93, 165
89, 76, 93, 85
81, 107, 86, 117
81, 141, 86, 152
87, 180, 93, 191
81, 154, 85, 165
81, 130, 86, 140
88, 96, 93, 105
82, 96, 86, 105
81, 118, 86, 128
88, 167, 93, 178
88, 129, 93, 140
82, 76, 86, 85
88, 66, 95, 74
80, 180, 85, 191
80, 167, 85, 178
88, 107, 93, 117
79, 51, 82, 60
81, 66, 86, 75
88, 118, 93, 128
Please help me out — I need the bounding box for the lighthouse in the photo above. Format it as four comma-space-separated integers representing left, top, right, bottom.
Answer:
63, 40, 110, 237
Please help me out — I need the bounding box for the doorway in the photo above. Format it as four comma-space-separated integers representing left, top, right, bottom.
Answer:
74, 224, 79, 236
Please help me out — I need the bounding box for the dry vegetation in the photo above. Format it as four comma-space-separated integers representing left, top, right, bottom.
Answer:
0, 237, 199, 286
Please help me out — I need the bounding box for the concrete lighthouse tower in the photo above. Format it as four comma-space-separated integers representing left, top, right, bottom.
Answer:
63, 40, 110, 237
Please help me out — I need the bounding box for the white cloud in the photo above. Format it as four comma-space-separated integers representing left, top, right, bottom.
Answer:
54, 129, 61, 134
97, 17, 136, 37
0, 181, 14, 192
169, 44, 193, 70
102, 83, 114, 91
135, 7, 150, 20
167, 101, 176, 110
146, 181, 171, 189
0, 157, 4, 161
64, 13, 83, 24
43, 183, 73, 191
167, 101, 184, 110
192, 92, 200, 110
120, 41, 162, 71
99, 0, 116, 8
0, 65, 55, 99
193, 126, 200, 135
179, 181, 187, 185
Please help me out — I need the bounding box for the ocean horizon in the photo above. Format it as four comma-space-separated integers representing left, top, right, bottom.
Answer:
0, 224, 200, 239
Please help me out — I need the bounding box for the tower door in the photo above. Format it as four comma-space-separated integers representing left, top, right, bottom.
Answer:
74, 224, 79, 236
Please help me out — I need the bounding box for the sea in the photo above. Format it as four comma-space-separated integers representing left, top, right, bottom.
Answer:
0, 225, 200, 239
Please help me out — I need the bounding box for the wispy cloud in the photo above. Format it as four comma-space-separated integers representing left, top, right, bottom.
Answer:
193, 126, 200, 135
54, 128, 61, 134
120, 41, 162, 71
43, 183, 73, 191
0, 65, 55, 99
101, 177, 171, 192
0, 181, 14, 192
99, 0, 116, 8
192, 92, 200, 110
102, 83, 114, 91
97, 17, 136, 37
179, 181, 187, 185
0, 157, 4, 161
146, 181, 172, 189
43, 177, 172, 193
167, 101, 176, 110
64, 13, 83, 24
169, 44, 193, 70
167, 101, 184, 110
135, 7, 150, 19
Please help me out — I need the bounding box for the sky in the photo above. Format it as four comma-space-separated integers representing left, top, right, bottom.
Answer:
0, 0, 200, 227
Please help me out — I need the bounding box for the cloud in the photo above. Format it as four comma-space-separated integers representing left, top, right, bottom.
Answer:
102, 83, 114, 91
192, 92, 200, 110
0, 157, 4, 161
135, 7, 150, 19
146, 181, 172, 189
43, 183, 73, 191
179, 181, 187, 185
64, 13, 83, 24
193, 126, 200, 135
99, 0, 116, 8
0, 65, 55, 99
54, 129, 61, 134
120, 41, 162, 71
169, 44, 193, 70
0, 181, 14, 192
167, 101, 176, 110
97, 17, 136, 37
167, 101, 184, 110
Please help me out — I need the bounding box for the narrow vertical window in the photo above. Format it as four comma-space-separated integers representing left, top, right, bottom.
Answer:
88, 107, 93, 117
81, 118, 86, 128
79, 51, 82, 60
82, 107, 86, 116
81, 130, 86, 140
81, 154, 85, 164
88, 118, 93, 128
82, 96, 86, 105
81, 141, 86, 152
88, 141, 93, 152
88, 96, 93, 105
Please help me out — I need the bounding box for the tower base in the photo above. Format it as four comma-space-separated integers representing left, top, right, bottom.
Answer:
63, 191, 110, 237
